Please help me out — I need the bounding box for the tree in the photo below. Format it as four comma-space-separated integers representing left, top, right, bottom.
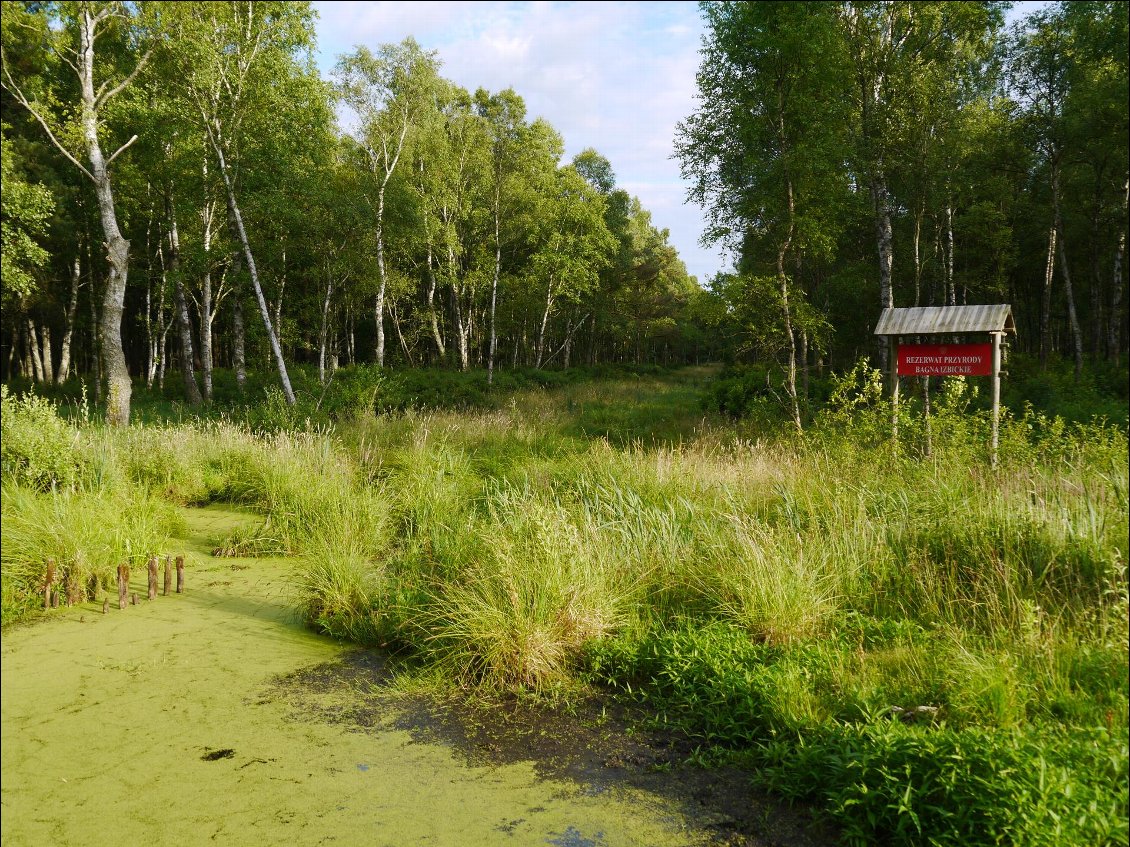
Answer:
528, 165, 614, 368
335, 38, 441, 368
677, 1, 846, 429
157, 0, 322, 405
3, 1, 153, 423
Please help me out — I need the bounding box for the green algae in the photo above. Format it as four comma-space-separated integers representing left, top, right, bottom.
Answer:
0, 506, 722, 846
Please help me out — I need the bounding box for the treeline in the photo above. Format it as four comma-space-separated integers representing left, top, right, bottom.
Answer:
1, 1, 705, 423
2, 2, 1127, 427
677, 1, 1128, 428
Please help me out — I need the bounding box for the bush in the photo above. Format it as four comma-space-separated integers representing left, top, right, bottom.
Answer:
0, 385, 81, 491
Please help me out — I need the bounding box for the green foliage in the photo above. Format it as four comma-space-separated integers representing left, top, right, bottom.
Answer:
0, 128, 54, 303
0, 385, 79, 491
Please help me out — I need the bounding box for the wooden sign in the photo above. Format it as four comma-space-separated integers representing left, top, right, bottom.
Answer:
897, 343, 992, 377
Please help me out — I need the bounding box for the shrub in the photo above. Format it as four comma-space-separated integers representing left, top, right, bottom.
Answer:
0, 385, 81, 491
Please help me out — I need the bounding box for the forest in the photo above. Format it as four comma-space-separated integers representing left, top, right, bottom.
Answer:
0, 1, 1125, 422
1, 3, 1128, 846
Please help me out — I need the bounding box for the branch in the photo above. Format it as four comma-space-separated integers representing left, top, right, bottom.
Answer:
95, 46, 153, 110
0, 53, 94, 182
540, 312, 590, 368
106, 134, 138, 166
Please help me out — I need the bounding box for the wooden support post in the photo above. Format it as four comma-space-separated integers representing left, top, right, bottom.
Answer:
890, 337, 900, 449
117, 564, 128, 610
131, 593, 138, 606
990, 330, 1002, 468
147, 556, 158, 600
163, 555, 172, 596
176, 556, 185, 594
65, 568, 80, 606
102, 598, 109, 615
44, 559, 56, 610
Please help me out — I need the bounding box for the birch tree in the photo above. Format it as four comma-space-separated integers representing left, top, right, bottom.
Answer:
157, 0, 320, 405
2, 1, 152, 423
335, 39, 441, 367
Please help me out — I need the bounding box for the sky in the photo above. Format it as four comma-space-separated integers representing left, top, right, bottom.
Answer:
310, 1, 717, 284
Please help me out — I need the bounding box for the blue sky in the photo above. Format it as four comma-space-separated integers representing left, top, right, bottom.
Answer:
311, 1, 715, 283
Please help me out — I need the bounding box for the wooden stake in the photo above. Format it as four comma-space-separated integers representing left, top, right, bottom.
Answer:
176, 556, 185, 594
130, 593, 138, 606
117, 564, 128, 610
44, 559, 56, 610
102, 598, 109, 614
65, 568, 80, 606
147, 556, 158, 600
163, 555, 172, 596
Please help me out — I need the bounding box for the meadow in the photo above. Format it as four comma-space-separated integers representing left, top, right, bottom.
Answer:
2, 360, 1127, 846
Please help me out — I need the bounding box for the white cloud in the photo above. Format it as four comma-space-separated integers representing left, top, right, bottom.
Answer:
312, 0, 727, 283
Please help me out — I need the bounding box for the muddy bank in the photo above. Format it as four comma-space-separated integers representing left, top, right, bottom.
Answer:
1, 506, 829, 846
271, 651, 833, 846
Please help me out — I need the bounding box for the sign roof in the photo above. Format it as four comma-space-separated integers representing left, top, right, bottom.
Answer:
873, 305, 1015, 336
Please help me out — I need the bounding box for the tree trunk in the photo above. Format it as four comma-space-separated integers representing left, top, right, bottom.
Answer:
212, 133, 294, 405
319, 262, 333, 385
229, 248, 246, 392
57, 256, 81, 383
870, 175, 894, 374
1050, 163, 1084, 379
39, 324, 54, 383
1040, 222, 1057, 368
201, 197, 215, 402
144, 270, 156, 388
273, 247, 286, 348
87, 239, 102, 404
390, 300, 414, 367
945, 197, 956, 306
79, 10, 132, 425
778, 246, 801, 433
913, 201, 923, 307
375, 190, 387, 367
1056, 225, 1085, 380
1111, 174, 1128, 361
535, 280, 553, 369
488, 207, 501, 386
26, 319, 44, 382
425, 247, 446, 360
167, 198, 203, 405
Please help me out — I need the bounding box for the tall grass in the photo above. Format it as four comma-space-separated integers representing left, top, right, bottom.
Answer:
3, 366, 1126, 845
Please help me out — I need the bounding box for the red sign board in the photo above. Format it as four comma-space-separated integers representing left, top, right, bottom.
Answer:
897, 343, 992, 376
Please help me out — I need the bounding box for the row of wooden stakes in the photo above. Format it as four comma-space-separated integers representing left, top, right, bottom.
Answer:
43, 555, 186, 612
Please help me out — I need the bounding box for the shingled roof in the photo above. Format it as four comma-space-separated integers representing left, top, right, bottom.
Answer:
874, 305, 1015, 336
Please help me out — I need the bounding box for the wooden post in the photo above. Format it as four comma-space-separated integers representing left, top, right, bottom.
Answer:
44, 559, 56, 610
890, 337, 900, 449
147, 556, 158, 600
176, 556, 185, 594
65, 568, 80, 606
163, 555, 172, 596
102, 598, 109, 614
117, 564, 128, 610
990, 330, 1002, 468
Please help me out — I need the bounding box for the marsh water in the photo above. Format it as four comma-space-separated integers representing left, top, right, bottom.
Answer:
1, 506, 822, 846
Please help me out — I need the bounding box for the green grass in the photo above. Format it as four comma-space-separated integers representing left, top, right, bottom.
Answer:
2, 363, 1127, 845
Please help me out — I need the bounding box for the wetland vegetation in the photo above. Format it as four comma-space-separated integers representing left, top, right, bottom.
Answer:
3, 363, 1127, 845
